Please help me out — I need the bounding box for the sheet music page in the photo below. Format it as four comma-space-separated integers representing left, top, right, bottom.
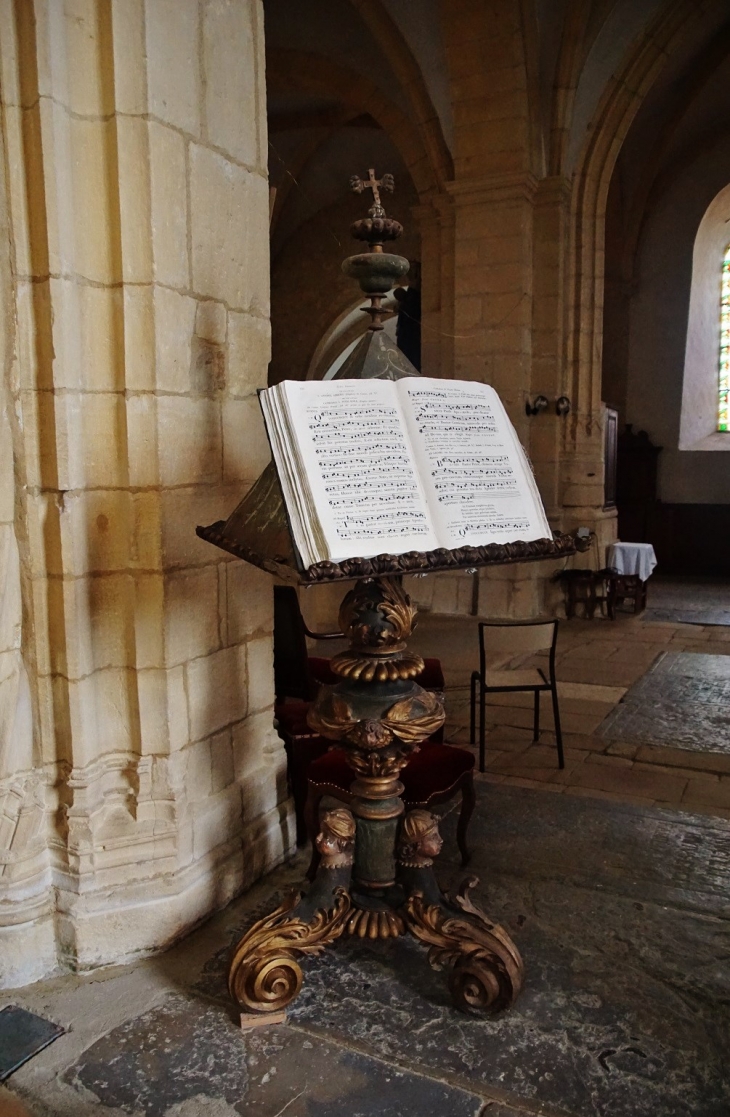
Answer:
398, 378, 552, 548
276, 379, 438, 564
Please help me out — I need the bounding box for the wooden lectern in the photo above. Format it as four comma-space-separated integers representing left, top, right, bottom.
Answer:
197, 170, 586, 1024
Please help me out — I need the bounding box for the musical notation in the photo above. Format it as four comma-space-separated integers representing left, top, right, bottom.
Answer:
324, 480, 413, 495
431, 467, 514, 478
309, 406, 394, 422
261, 375, 550, 569
303, 393, 432, 546
316, 445, 408, 459
433, 455, 509, 467
328, 493, 416, 508
433, 480, 518, 493
457, 518, 530, 537
402, 382, 542, 548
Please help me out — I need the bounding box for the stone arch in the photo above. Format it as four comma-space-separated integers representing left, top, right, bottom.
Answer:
565, 0, 704, 435
678, 182, 730, 450
347, 0, 453, 190
548, 0, 593, 176
618, 24, 730, 285
266, 50, 443, 200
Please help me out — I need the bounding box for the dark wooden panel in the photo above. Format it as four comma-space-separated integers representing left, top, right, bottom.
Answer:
604, 408, 618, 509
650, 504, 730, 576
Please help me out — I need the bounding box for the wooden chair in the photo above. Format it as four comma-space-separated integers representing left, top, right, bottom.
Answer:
607, 573, 647, 617
304, 736, 475, 878
273, 586, 343, 843
469, 619, 564, 773
274, 585, 343, 703
556, 568, 613, 619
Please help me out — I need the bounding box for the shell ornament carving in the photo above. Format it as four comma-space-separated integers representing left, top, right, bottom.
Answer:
404, 877, 524, 1014
228, 889, 351, 1014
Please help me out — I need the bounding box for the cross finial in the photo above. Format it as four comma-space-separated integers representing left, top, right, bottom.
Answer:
349, 168, 395, 215
344, 168, 406, 330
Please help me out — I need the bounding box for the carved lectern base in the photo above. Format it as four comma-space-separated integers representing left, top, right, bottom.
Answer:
227, 575, 524, 1021
228, 807, 523, 1018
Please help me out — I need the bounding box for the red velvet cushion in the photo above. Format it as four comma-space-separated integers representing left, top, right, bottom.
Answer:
400, 741, 474, 803
308, 657, 339, 686
418, 657, 445, 690
308, 738, 473, 806
275, 699, 314, 738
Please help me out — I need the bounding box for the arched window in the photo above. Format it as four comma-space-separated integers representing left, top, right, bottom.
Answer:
719, 244, 730, 432
679, 183, 730, 450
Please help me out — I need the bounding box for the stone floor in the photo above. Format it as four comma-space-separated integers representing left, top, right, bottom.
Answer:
3, 592, 730, 1117
644, 575, 730, 626
4, 787, 730, 1117
599, 652, 730, 753
408, 607, 730, 819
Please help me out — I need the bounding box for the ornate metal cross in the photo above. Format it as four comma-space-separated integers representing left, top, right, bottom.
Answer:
349, 167, 394, 212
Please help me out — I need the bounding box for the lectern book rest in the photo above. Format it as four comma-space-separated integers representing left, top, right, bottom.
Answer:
259, 376, 551, 569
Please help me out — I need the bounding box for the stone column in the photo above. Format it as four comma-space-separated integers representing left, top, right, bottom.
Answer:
529, 177, 572, 521
0, 100, 46, 982
448, 174, 536, 434
0, 0, 292, 987
412, 194, 454, 380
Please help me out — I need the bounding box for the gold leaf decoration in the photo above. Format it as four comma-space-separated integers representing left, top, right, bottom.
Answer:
381, 690, 445, 745
228, 890, 351, 1014
404, 877, 524, 1013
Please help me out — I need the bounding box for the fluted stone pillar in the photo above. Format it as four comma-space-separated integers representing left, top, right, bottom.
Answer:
0, 0, 293, 987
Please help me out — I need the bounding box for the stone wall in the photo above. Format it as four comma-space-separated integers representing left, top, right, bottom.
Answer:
0, 0, 292, 988
618, 158, 730, 501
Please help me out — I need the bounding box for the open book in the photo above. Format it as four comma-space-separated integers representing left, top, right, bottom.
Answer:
259, 377, 551, 569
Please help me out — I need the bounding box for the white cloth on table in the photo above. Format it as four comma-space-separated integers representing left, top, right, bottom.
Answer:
607, 542, 657, 582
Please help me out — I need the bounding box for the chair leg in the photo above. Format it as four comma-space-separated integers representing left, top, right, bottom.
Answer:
479, 685, 487, 773
304, 785, 324, 880
551, 683, 565, 770
533, 689, 540, 742
456, 773, 476, 867
470, 671, 477, 745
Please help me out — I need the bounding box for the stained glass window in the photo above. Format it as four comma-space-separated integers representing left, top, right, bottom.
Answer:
720, 244, 730, 431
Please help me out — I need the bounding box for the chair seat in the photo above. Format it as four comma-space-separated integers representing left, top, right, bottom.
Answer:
307, 657, 339, 686
275, 699, 315, 738
484, 667, 547, 690
416, 658, 446, 690
308, 738, 474, 805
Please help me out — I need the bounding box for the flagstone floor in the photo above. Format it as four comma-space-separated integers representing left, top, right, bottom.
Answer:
409, 607, 730, 819
3, 586, 730, 1117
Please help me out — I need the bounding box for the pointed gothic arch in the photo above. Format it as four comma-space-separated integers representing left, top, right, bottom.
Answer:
679, 183, 730, 449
